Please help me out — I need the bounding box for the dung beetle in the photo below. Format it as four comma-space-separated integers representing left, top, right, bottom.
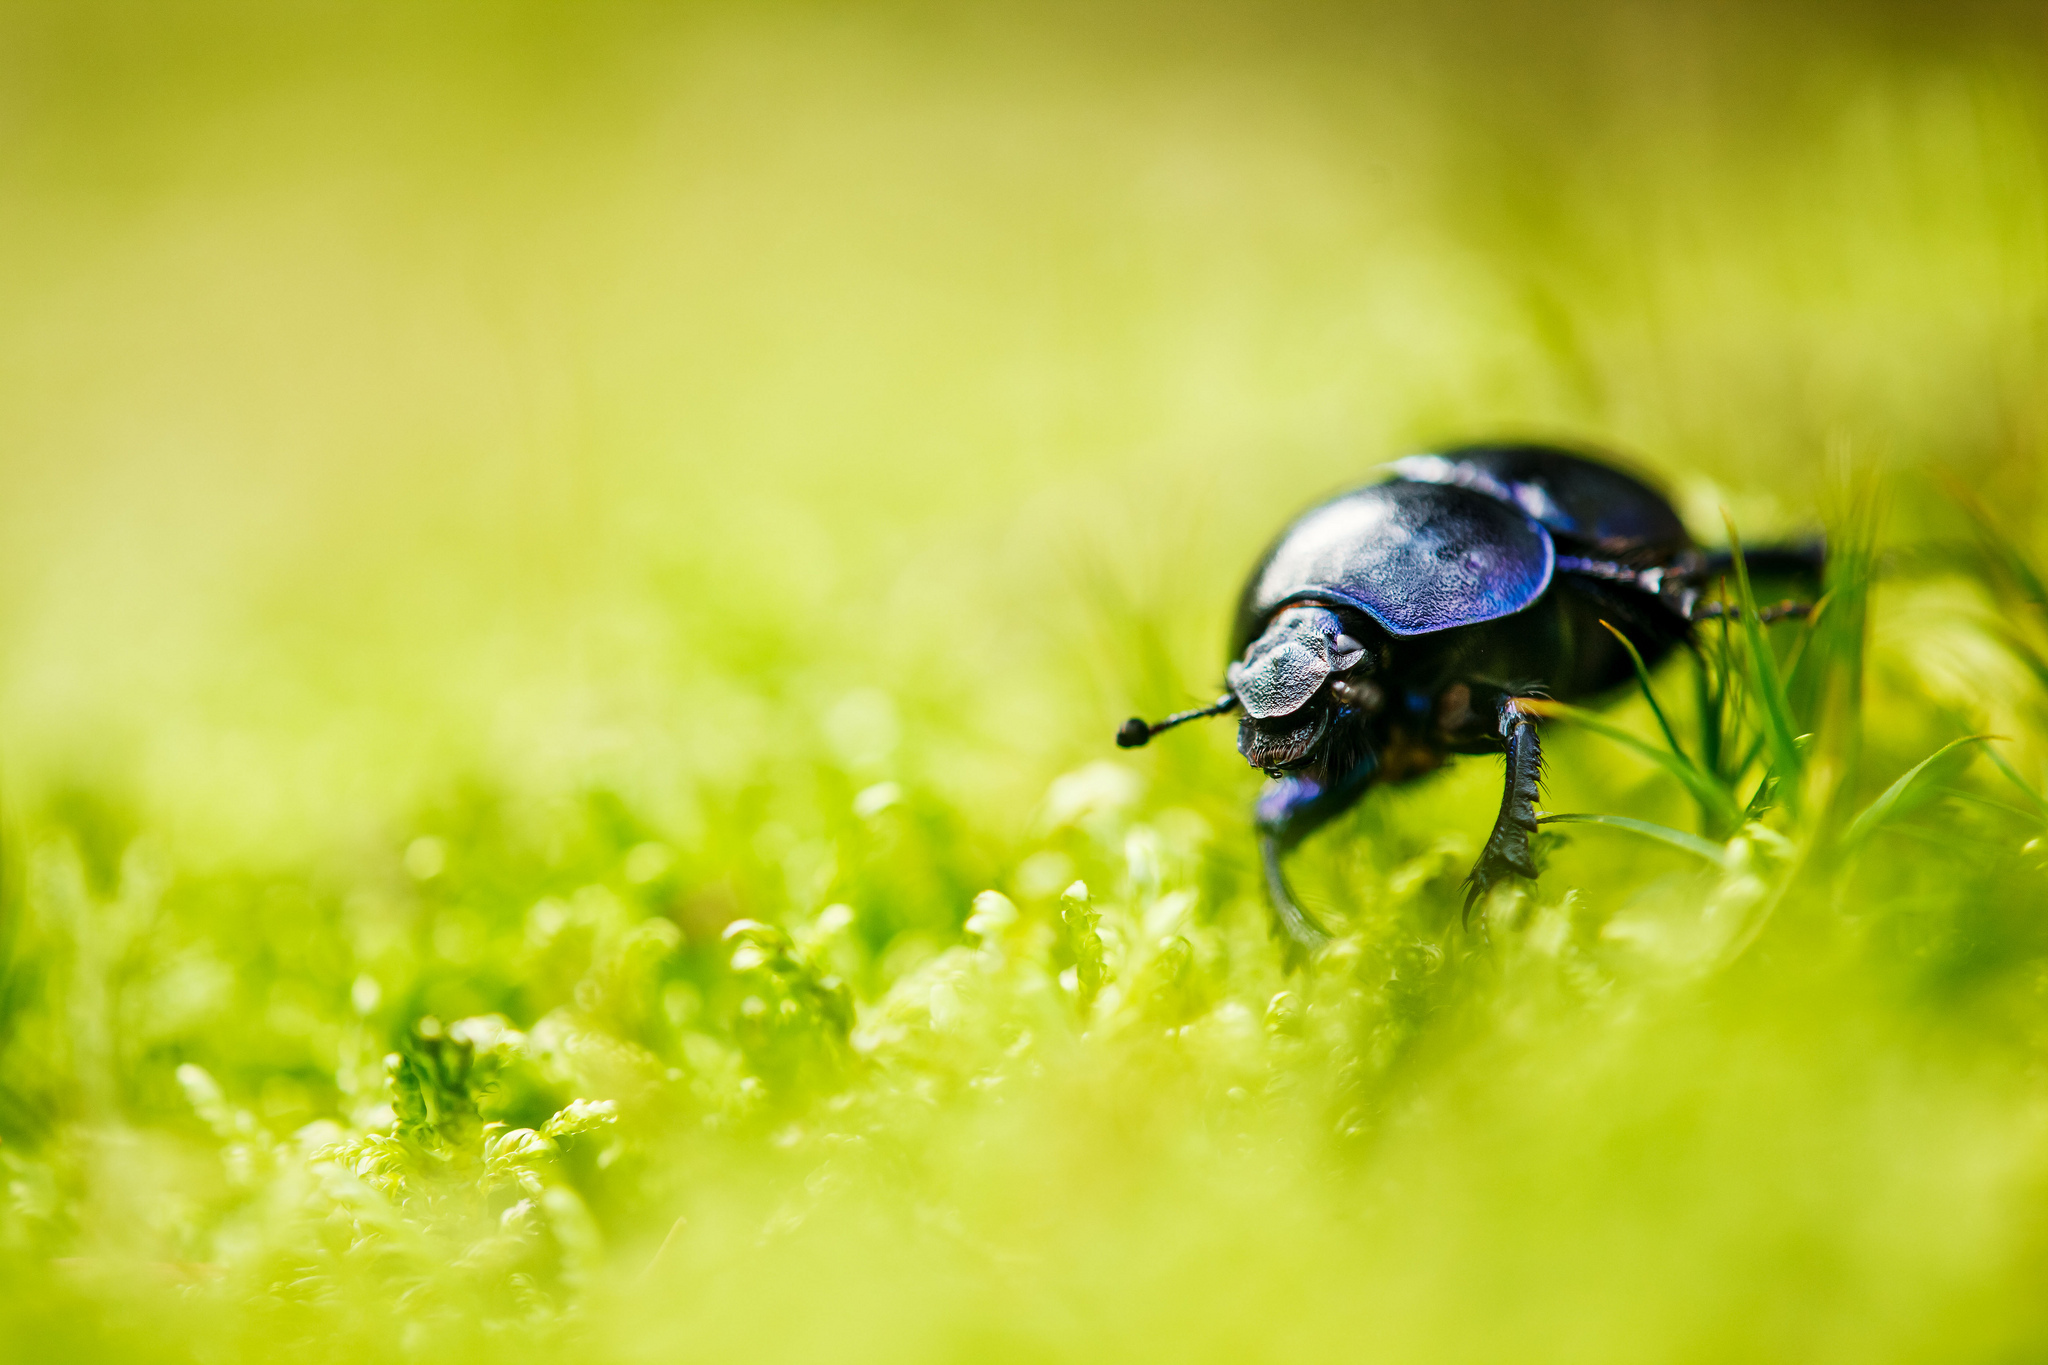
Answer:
1116, 442, 1821, 957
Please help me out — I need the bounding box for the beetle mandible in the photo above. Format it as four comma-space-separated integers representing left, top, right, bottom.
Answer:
1115, 442, 1821, 957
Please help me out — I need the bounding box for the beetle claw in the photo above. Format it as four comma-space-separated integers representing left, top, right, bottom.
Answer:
1460, 869, 1499, 929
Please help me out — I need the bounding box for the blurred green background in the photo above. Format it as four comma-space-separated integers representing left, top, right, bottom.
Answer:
5, 1, 2048, 1360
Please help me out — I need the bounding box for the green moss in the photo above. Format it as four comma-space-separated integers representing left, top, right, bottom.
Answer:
5, 2, 2048, 1360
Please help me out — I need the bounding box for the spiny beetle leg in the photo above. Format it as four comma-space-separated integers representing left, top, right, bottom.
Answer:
1253, 766, 1375, 967
1463, 696, 1543, 927
1259, 832, 1332, 968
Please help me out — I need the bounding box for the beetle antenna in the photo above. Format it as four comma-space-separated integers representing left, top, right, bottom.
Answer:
1116, 693, 1240, 748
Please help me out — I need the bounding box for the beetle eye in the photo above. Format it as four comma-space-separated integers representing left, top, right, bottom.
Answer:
1330, 633, 1364, 660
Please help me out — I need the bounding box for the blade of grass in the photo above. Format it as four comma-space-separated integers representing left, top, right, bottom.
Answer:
1933, 785, 2045, 826
1708, 609, 1752, 791
1724, 512, 1804, 813
1806, 479, 1879, 808
1691, 642, 1723, 780
1521, 698, 1743, 830
1883, 821, 2034, 860
1774, 593, 1831, 698
1538, 812, 1728, 865
1599, 620, 1687, 761
1740, 766, 1779, 823
1982, 745, 2048, 825
1839, 735, 2001, 849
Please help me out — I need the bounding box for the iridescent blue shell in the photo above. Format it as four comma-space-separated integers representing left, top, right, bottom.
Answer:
1233, 480, 1555, 648
1387, 444, 1690, 554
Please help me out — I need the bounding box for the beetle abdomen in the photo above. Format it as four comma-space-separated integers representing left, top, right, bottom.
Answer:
1391, 443, 1691, 556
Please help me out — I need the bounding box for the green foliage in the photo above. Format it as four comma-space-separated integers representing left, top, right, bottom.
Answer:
7, 3, 2048, 1362
1527, 696, 1745, 833
1059, 881, 1108, 1009
7, 493, 2048, 1362
1536, 811, 1729, 866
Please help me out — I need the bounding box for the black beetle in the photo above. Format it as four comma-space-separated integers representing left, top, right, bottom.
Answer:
1116, 442, 1820, 956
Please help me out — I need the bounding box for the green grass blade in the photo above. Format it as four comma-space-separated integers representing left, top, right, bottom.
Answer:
1982, 745, 2048, 825
1692, 640, 1723, 780
1741, 766, 1779, 823
1839, 735, 2000, 849
1522, 698, 1743, 830
1538, 812, 1729, 864
1775, 593, 1830, 701
1599, 619, 1688, 762
1710, 612, 1751, 789
1723, 512, 1804, 813
1933, 785, 2046, 826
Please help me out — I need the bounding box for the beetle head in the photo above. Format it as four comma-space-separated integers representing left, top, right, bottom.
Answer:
1230, 604, 1380, 771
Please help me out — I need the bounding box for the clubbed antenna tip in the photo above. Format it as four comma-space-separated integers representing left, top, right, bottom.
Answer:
1114, 693, 1239, 749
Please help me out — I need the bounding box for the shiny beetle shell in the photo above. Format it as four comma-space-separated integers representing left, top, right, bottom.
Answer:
1231, 443, 1691, 654
1232, 480, 1554, 649
1388, 445, 1691, 554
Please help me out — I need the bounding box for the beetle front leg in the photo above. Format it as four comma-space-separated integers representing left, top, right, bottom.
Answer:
1254, 761, 1373, 967
1463, 696, 1543, 925
1258, 826, 1331, 966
